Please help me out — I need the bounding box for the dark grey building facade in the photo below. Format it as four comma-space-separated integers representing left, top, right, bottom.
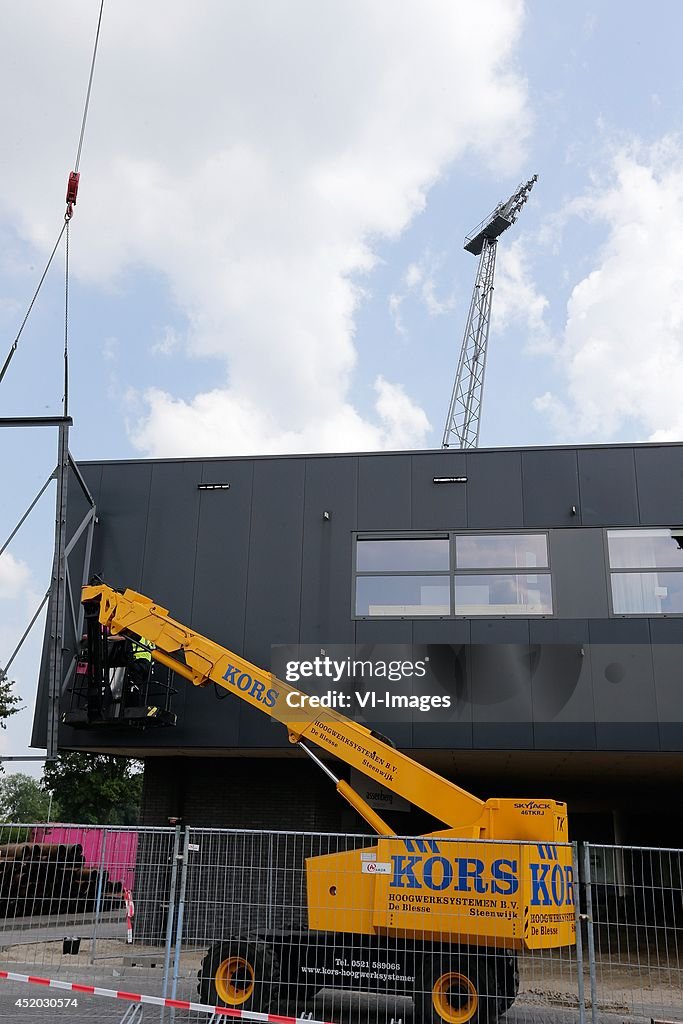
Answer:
34, 442, 683, 844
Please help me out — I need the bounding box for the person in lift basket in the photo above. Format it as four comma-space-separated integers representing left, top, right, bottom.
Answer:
127, 637, 155, 706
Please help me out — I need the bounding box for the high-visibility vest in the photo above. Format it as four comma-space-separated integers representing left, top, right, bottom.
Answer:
131, 638, 154, 663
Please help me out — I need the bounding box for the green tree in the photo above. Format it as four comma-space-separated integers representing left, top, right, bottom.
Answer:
0, 772, 57, 823
41, 754, 143, 825
0, 673, 22, 751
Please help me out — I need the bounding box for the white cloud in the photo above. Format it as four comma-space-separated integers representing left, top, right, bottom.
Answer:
0, 0, 529, 456
389, 252, 457, 336
492, 238, 550, 351
536, 138, 683, 441
0, 553, 30, 601
131, 375, 430, 456
151, 326, 179, 357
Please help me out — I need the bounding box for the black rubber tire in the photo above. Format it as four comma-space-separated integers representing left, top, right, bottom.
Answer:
493, 950, 519, 1018
416, 949, 496, 1024
197, 939, 279, 1011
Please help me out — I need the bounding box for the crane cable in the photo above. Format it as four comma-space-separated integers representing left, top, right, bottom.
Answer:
0, 0, 105, 397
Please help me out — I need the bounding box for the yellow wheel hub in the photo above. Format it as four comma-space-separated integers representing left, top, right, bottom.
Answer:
215, 956, 255, 1006
432, 971, 479, 1024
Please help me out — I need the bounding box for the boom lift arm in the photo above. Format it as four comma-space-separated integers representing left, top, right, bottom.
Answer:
79, 584, 567, 845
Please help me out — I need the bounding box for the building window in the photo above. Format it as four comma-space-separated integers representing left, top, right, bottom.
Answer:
355, 575, 451, 617
454, 533, 552, 615
356, 537, 449, 572
354, 532, 552, 617
608, 528, 683, 614
355, 536, 450, 616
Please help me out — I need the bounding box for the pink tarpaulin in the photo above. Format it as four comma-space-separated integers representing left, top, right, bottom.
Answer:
31, 826, 138, 892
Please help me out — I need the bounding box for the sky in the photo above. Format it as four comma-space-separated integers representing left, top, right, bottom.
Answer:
2, 0, 683, 771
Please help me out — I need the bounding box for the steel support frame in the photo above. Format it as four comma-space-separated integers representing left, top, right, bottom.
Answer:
442, 236, 497, 449
45, 423, 70, 760
0, 415, 95, 762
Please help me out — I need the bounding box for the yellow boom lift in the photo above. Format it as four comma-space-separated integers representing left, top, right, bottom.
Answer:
75, 583, 575, 1024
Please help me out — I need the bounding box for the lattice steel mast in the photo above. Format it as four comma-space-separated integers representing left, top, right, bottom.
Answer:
442, 174, 538, 449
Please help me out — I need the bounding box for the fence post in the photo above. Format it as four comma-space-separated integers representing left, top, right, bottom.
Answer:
583, 843, 599, 1024
169, 826, 190, 1024
572, 842, 587, 1024
89, 827, 109, 963
159, 824, 182, 1023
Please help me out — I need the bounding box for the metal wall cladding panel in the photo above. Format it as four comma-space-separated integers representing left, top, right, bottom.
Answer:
650, 618, 683, 756
357, 454, 411, 531
469, 644, 534, 749
587, 618, 651, 645
95, 462, 154, 592
412, 639, 473, 750
649, 623, 683, 751
181, 460, 256, 749
589, 642, 659, 750
578, 447, 638, 525
191, 460, 254, 655
240, 459, 306, 745
465, 450, 524, 529
530, 644, 597, 751
411, 620, 471, 645
521, 449, 580, 527
354, 618, 413, 645
528, 619, 591, 645
141, 462, 203, 624
410, 622, 473, 748
649, 618, 683, 643
353, 619, 415, 747
410, 451, 467, 530
470, 620, 531, 645
634, 446, 683, 524
651, 644, 683, 751
550, 529, 610, 619
300, 457, 357, 644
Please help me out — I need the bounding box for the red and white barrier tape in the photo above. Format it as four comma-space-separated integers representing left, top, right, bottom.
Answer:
0, 970, 332, 1023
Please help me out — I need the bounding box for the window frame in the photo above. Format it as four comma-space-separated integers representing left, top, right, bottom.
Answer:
605, 527, 683, 618
353, 530, 554, 620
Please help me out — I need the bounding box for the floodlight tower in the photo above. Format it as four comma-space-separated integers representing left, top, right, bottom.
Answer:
442, 174, 538, 449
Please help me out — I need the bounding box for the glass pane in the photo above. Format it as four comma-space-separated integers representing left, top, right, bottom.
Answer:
611, 571, 683, 614
356, 575, 450, 616
454, 574, 553, 615
607, 529, 683, 569
455, 534, 548, 569
356, 538, 449, 572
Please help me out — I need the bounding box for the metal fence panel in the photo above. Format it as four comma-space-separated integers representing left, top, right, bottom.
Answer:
0, 822, 179, 1022
2, 824, 682, 1024
183, 828, 581, 1024
583, 842, 683, 1024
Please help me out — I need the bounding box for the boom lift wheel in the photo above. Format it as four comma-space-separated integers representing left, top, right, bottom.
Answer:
197, 939, 279, 1011
492, 950, 519, 1017
416, 949, 495, 1024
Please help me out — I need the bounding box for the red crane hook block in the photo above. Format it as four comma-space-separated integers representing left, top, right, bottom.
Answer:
65, 171, 80, 219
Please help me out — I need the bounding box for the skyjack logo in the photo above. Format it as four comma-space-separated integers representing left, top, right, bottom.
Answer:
514, 800, 552, 816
